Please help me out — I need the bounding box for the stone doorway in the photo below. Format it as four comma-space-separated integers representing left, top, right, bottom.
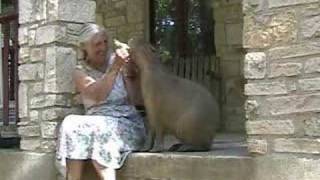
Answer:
94, 0, 246, 134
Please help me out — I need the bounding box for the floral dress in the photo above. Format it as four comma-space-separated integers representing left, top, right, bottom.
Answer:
56, 57, 146, 176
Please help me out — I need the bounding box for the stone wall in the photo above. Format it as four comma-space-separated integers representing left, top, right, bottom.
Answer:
95, 0, 149, 43
213, 0, 246, 132
243, 0, 320, 157
17, 0, 95, 152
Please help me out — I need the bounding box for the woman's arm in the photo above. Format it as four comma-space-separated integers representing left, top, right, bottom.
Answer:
73, 57, 124, 106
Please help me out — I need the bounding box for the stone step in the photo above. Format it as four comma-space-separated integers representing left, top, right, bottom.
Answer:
0, 149, 253, 180
0, 134, 254, 180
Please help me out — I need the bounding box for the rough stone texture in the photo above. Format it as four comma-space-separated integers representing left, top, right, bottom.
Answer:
244, 82, 288, 95
247, 138, 268, 154
298, 78, 320, 91
246, 120, 295, 135
41, 121, 59, 138
19, 47, 30, 63
268, 42, 320, 60
28, 82, 43, 96
20, 138, 41, 151
300, 5, 320, 40
244, 52, 266, 79
44, 46, 77, 93
244, 11, 297, 48
30, 110, 40, 122
18, 26, 29, 45
304, 57, 320, 74
35, 25, 66, 45
19, 63, 44, 80
304, 117, 320, 137
127, 0, 144, 23
30, 94, 71, 109
30, 48, 45, 62
269, 0, 319, 8
245, 100, 259, 120
104, 16, 126, 27
274, 138, 320, 154
41, 107, 72, 121
269, 63, 302, 78
19, 0, 46, 24
18, 83, 28, 118
266, 94, 320, 115
47, 0, 96, 22
41, 140, 57, 153
253, 155, 320, 180
96, 0, 147, 41
18, 125, 41, 137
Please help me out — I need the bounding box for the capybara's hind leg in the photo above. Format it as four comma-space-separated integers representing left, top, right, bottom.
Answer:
140, 128, 155, 152
149, 128, 165, 152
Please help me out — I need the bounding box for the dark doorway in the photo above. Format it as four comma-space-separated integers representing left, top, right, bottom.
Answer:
0, 0, 19, 148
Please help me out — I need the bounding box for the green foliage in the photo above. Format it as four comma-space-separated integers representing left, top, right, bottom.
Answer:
153, 0, 214, 60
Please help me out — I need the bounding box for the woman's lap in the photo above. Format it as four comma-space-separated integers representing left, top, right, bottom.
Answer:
56, 114, 145, 169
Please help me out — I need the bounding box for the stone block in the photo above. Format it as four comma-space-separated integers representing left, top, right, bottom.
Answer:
29, 82, 43, 96
47, 0, 96, 22
104, 16, 126, 27
304, 57, 320, 73
268, 42, 320, 60
226, 23, 243, 45
30, 48, 45, 62
44, 46, 77, 93
127, 0, 144, 23
246, 120, 295, 135
244, 11, 297, 48
18, 83, 28, 118
41, 107, 72, 121
253, 155, 305, 180
30, 110, 40, 122
269, 0, 319, 8
244, 82, 287, 95
245, 100, 259, 120
18, 26, 28, 45
299, 78, 320, 91
269, 62, 302, 78
20, 138, 41, 151
35, 25, 66, 45
247, 138, 268, 154
19, 63, 44, 81
305, 117, 320, 137
301, 14, 320, 39
30, 94, 71, 109
41, 140, 57, 153
19, 47, 30, 64
244, 52, 266, 79
18, 126, 41, 137
41, 121, 59, 138
274, 138, 320, 154
28, 29, 36, 46
266, 94, 320, 115
19, 0, 46, 24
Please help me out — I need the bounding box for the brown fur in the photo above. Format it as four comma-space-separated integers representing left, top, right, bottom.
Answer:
130, 41, 219, 152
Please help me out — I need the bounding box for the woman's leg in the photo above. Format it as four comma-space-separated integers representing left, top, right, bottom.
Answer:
66, 159, 85, 180
92, 160, 116, 180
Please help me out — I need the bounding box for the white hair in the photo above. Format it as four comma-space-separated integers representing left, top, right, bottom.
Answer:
78, 23, 113, 60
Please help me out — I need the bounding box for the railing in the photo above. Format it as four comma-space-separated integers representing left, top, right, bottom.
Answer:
165, 56, 220, 89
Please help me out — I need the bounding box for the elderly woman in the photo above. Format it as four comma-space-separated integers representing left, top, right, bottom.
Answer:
56, 23, 146, 180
